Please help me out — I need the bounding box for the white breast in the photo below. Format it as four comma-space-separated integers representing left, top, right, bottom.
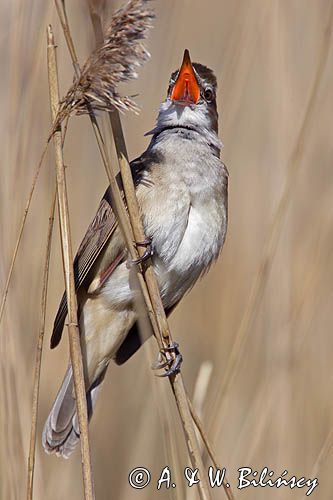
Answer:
103, 132, 228, 311
152, 185, 227, 308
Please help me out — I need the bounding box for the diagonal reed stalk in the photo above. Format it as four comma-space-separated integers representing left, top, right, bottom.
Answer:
0, 113, 69, 333
188, 396, 234, 500
86, 5, 213, 499
26, 190, 56, 500
53, 1, 232, 498
47, 25, 94, 500
188, 363, 234, 499
0, 143, 49, 328
54, 0, 157, 328
26, 118, 70, 500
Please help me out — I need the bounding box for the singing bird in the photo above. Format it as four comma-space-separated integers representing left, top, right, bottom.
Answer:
43, 50, 228, 457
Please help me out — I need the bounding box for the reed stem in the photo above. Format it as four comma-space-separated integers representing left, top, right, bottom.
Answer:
86, 6, 212, 499
47, 25, 95, 500
0, 143, 48, 328
26, 191, 56, 500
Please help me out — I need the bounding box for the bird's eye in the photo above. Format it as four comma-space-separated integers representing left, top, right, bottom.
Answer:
203, 87, 214, 102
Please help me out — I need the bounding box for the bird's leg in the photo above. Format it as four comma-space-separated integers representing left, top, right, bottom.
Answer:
131, 236, 153, 265
131, 236, 182, 376
152, 341, 183, 377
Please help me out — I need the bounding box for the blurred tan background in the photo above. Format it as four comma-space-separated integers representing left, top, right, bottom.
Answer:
1, 0, 333, 499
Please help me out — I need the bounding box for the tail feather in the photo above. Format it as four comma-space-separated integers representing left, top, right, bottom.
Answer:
42, 365, 107, 458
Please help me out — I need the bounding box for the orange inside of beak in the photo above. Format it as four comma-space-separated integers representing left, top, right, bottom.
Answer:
171, 49, 200, 105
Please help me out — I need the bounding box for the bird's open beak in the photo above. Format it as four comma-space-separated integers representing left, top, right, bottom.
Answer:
171, 49, 200, 105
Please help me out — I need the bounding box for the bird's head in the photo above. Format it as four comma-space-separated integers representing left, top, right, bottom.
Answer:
151, 49, 219, 140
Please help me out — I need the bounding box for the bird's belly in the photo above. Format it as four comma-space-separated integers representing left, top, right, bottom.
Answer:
102, 199, 226, 310
154, 202, 225, 308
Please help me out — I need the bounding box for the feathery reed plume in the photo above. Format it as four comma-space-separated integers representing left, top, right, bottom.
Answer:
59, 0, 154, 120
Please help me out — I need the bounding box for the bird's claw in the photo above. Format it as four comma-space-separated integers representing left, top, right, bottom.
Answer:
135, 237, 152, 248
131, 237, 153, 265
152, 341, 183, 377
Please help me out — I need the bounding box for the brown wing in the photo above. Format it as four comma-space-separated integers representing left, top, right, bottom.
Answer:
50, 186, 118, 349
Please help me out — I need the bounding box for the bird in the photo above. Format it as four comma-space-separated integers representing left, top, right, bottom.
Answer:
42, 49, 228, 458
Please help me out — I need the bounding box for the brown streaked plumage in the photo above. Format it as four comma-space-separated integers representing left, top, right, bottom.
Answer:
51, 188, 117, 347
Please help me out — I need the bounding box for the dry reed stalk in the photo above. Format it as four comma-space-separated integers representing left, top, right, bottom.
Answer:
86, 5, 213, 499
47, 25, 95, 500
187, 397, 234, 500
0, 143, 48, 328
26, 190, 56, 500
54, 2, 232, 498
26, 114, 70, 500
163, 420, 186, 500
57, 0, 156, 326
55, 0, 157, 336
209, 2, 333, 439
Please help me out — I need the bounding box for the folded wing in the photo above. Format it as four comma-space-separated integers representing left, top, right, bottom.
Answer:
51, 187, 118, 348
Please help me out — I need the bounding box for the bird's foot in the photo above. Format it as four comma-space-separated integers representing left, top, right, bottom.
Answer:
131, 237, 153, 265
152, 341, 183, 377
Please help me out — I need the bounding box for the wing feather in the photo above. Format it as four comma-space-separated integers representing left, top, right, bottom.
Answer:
51, 187, 117, 348
50, 155, 149, 349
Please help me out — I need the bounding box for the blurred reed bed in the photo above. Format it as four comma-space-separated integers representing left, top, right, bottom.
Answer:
1, 1, 333, 499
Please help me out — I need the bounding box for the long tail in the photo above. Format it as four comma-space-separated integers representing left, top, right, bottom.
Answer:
42, 365, 107, 458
